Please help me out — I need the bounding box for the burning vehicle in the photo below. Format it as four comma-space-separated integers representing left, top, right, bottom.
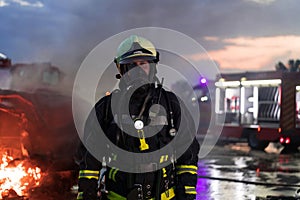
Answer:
0, 53, 79, 199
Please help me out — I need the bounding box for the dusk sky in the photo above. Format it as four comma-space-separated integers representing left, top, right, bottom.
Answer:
1, 0, 300, 76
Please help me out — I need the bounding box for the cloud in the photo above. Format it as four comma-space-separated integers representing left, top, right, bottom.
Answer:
245, 0, 277, 4
1, 0, 300, 75
1, 0, 44, 7
0, 0, 9, 7
190, 35, 300, 72
203, 36, 220, 42
12, 0, 43, 7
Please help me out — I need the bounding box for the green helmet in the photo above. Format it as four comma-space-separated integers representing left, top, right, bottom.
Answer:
114, 35, 159, 75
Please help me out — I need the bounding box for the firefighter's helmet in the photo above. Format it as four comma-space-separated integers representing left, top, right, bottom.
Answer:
114, 35, 159, 76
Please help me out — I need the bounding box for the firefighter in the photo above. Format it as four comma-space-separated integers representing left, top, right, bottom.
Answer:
76, 35, 200, 200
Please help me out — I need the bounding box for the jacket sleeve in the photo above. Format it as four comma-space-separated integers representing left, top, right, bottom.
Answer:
76, 96, 111, 200
76, 143, 101, 200
169, 92, 200, 200
175, 138, 199, 200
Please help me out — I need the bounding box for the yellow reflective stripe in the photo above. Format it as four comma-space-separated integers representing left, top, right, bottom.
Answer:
76, 192, 83, 200
160, 155, 169, 163
79, 170, 99, 179
112, 168, 118, 182
108, 168, 113, 180
107, 191, 126, 200
176, 165, 198, 175
184, 186, 197, 195
161, 187, 175, 200
149, 187, 175, 200
162, 168, 167, 178
108, 168, 118, 182
176, 165, 197, 170
176, 170, 197, 175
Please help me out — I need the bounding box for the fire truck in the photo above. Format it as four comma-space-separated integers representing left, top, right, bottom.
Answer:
214, 70, 300, 150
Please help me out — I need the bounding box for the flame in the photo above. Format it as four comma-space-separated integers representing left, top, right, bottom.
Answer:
0, 153, 41, 198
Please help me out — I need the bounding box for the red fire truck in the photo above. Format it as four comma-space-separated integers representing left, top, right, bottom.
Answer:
214, 70, 300, 150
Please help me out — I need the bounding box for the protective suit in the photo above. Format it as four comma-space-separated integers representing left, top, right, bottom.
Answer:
76, 35, 199, 200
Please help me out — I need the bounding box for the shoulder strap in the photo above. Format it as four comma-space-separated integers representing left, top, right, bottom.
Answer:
161, 88, 176, 132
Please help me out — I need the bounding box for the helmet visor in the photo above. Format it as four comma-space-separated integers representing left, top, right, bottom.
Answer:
119, 47, 156, 64
119, 55, 156, 64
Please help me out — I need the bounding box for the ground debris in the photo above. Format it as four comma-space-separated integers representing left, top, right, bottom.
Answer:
27, 171, 78, 200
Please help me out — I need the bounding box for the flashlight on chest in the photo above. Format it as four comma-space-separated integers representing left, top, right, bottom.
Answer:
134, 119, 149, 151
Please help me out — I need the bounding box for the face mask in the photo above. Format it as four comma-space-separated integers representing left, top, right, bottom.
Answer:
121, 64, 151, 90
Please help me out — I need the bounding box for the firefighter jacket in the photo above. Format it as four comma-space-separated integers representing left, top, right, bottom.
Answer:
76, 84, 200, 200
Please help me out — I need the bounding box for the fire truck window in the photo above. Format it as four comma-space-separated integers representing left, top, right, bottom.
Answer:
241, 86, 255, 125
257, 86, 280, 124
225, 88, 240, 113
225, 88, 240, 124
215, 87, 240, 125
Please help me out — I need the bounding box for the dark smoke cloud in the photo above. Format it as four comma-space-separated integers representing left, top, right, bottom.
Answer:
0, 0, 299, 75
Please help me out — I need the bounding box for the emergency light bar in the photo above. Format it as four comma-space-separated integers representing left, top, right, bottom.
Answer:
241, 79, 281, 86
215, 79, 282, 88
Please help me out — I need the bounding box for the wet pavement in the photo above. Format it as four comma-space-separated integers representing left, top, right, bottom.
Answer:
196, 140, 300, 200
21, 140, 300, 200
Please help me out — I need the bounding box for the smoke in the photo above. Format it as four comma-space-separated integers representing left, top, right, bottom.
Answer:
1, 0, 300, 78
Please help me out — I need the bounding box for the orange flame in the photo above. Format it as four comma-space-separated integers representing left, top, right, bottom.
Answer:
0, 153, 42, 198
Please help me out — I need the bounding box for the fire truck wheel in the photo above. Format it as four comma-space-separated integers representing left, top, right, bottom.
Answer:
247, 133, 269, 151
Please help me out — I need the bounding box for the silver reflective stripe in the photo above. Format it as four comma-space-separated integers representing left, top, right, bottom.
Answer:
113, 114, 168, 126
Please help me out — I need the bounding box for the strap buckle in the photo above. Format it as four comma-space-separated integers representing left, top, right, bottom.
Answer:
127, 184, 143, 200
